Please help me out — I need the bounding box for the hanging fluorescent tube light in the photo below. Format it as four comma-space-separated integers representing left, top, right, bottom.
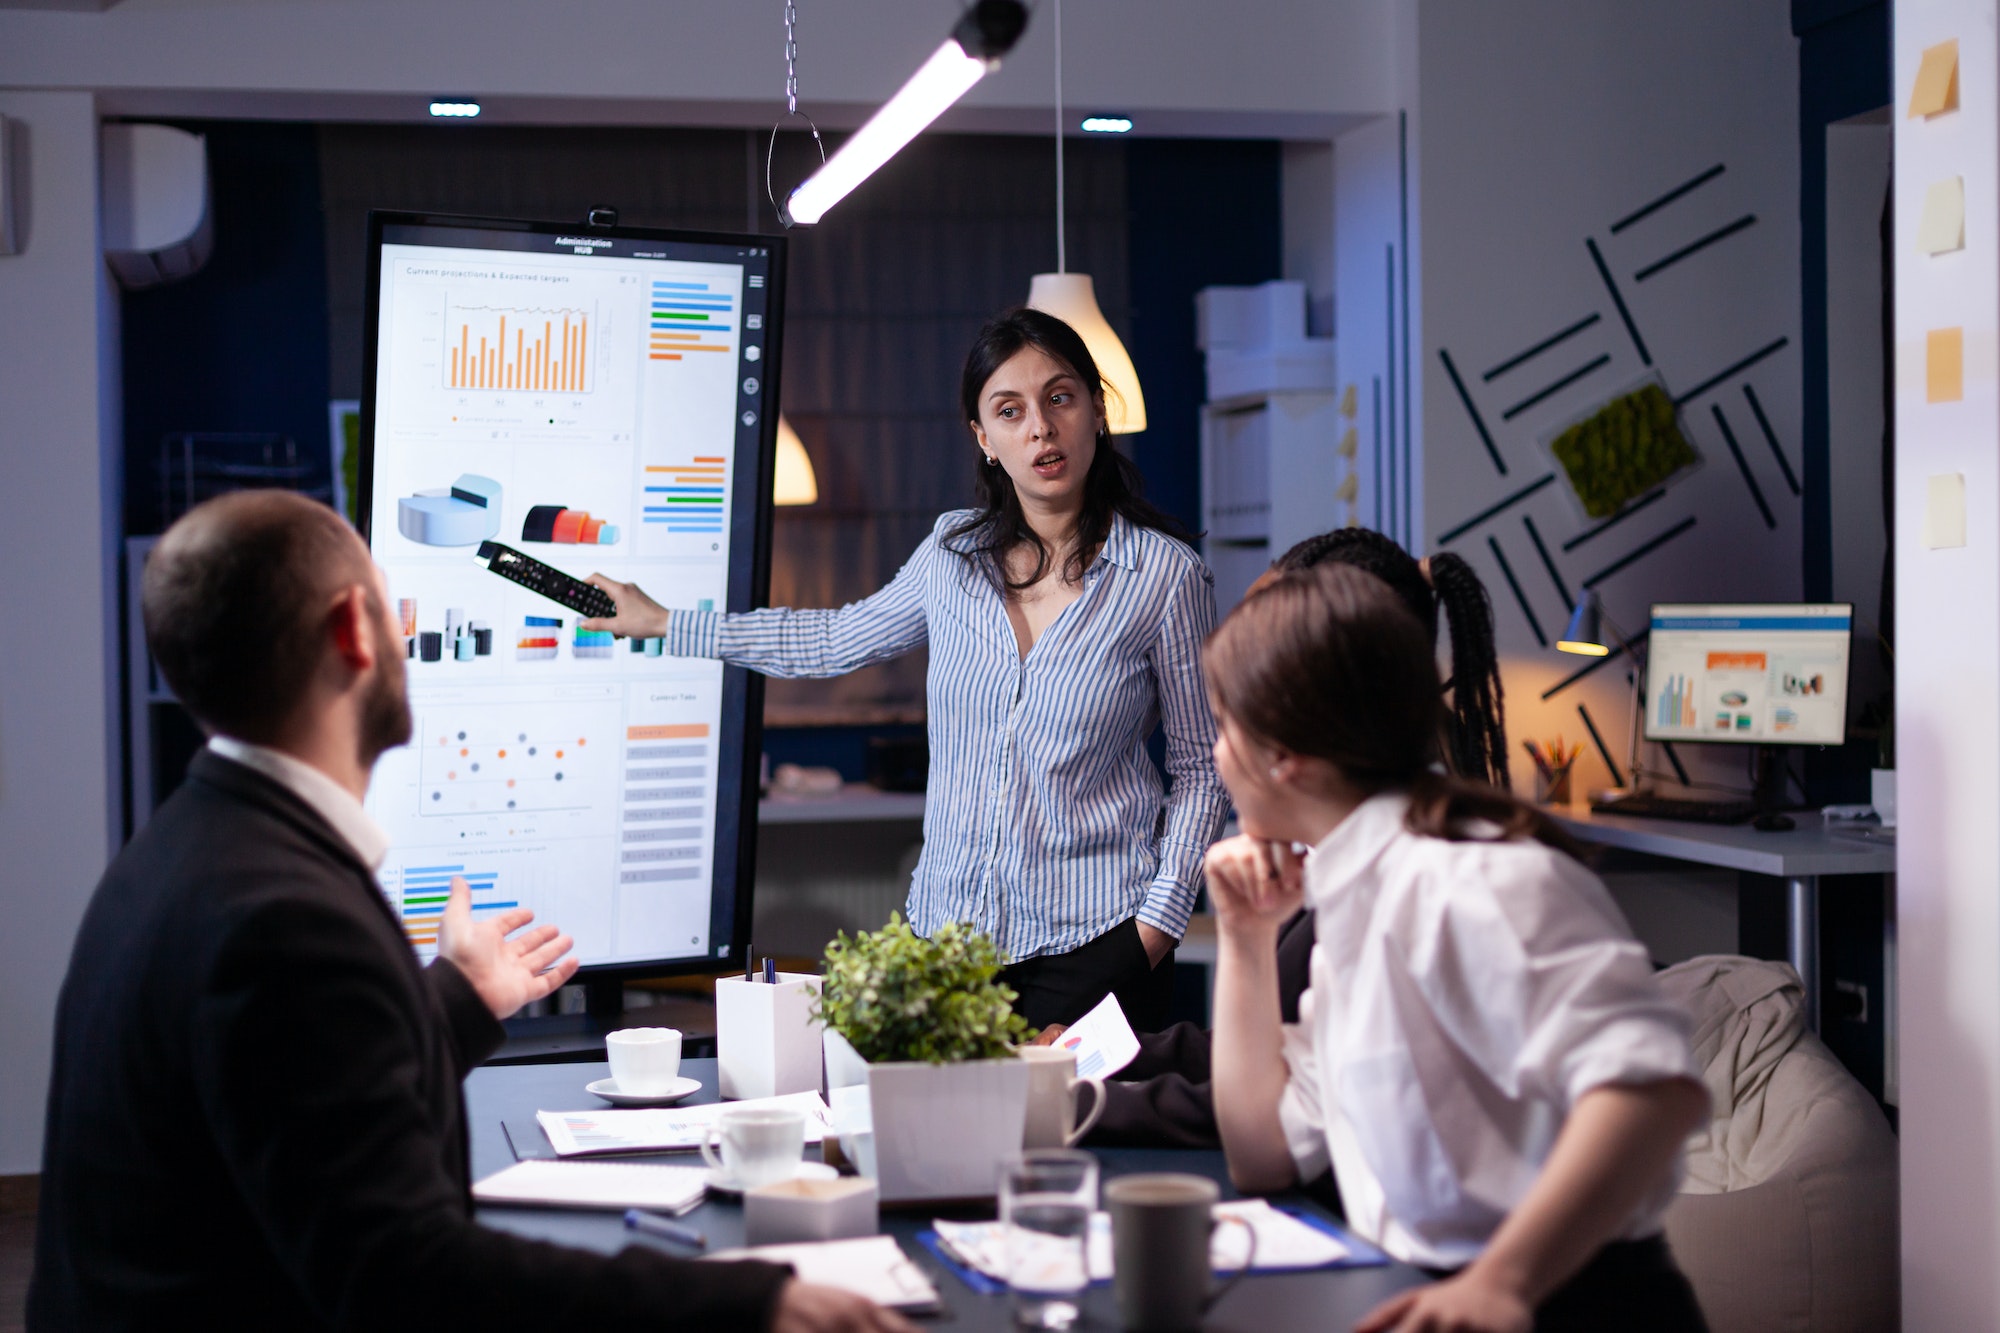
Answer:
780, 0, 1028, 226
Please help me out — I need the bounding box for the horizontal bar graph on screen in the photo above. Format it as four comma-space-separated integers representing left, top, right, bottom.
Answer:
446, 303, 594, 392
395, 863, 515, 948
649, 280, 734, 360
643, 459, 727, 532
622, 723, 711, 885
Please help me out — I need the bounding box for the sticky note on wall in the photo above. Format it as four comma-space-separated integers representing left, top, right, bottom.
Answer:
1919, 177, 1966, 254
1928, 327, 1964, 402
1923, 473, 1966, 549
1911, 39, 1960, 117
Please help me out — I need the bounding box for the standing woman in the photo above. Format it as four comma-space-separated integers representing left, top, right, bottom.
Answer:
584, 308, 1229, 1031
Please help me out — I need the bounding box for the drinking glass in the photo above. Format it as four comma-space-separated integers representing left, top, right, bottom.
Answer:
999, 1148, 1098, 1329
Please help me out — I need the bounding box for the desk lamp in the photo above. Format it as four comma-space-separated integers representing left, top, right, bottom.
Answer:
1556, 589, 1648, 793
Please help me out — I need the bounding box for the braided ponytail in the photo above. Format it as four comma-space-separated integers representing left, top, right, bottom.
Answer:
1271, 530, 1512, 791
1425, 552, 1511, 790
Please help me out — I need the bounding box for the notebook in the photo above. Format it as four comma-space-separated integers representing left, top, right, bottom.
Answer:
472, 1159, 708, 1214
706, 1235, 942, 1312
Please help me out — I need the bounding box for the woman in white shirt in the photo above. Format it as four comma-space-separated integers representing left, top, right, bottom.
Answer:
1203, 563, 1710, 1333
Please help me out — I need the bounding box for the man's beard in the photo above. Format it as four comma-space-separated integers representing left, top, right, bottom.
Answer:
357, 625, 414, 769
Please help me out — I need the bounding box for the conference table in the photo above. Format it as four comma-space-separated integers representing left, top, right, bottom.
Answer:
468, 1058, 1429, 1330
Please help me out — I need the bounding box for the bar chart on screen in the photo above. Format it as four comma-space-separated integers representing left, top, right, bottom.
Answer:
648, 279, 736, 361
390, 861, 520, 952
641, 458, 728, 534
446, 301, 596, 392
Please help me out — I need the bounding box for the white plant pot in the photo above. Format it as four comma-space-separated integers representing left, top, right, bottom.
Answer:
820, 1028, 1032, 1203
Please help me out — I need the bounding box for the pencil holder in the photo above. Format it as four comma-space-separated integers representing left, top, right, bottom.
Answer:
715, 973, 824, 1100
1536, 765, 1574, 806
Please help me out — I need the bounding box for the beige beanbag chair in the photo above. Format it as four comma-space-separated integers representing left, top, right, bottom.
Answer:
1655, 955, 1898, 1333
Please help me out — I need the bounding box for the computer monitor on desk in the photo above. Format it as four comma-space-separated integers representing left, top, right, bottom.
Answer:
1641, 603, 1852, 808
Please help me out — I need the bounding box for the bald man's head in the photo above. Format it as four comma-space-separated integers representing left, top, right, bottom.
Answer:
144, 491, 385, 744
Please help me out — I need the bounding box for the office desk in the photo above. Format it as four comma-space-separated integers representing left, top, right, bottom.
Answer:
1551, 808, 1896, 1031
467, 1058, 1427, 1330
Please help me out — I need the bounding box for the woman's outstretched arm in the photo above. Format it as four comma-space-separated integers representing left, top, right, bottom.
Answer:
585, 533, 937, 679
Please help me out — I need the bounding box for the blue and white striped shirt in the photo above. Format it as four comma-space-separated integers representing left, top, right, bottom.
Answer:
667, 510, 1230, 962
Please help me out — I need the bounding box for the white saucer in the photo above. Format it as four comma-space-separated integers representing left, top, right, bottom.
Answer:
586, 1075, 701, 1107
705, 1160, 839, 1195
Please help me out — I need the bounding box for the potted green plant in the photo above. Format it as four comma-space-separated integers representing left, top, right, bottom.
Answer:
817, 914, 1037, 1202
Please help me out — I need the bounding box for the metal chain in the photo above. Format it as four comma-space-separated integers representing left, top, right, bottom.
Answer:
784, 0, 800, 116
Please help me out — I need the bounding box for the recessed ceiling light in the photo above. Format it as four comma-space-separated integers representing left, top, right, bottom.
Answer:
429, 100, 482, 118
1080, 116, 1132, 134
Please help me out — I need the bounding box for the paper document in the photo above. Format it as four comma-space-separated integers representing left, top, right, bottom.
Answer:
932, 1198, 1352, 1280
1052, 991, 1140, 1079
473, 1159, 708, 1213
708, 1236, 941, 1311
1918, 177, 1966, 255
537, 1092, 832, 1157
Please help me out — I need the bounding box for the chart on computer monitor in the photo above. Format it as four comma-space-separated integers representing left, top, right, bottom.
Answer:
377, 251, 646, 436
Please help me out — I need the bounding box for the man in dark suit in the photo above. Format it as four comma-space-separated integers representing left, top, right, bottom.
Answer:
30, 491, 908, 1333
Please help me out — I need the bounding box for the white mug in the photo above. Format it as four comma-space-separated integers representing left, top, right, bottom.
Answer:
1018, 1046, 1107, 1149
605, 1026, 682, 1095
700, 1106, 806, 1188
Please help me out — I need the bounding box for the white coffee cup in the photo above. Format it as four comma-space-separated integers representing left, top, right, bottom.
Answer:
605, 1026, 682, 1096
700, 1106, 806, 1188
1018, 1046, 1107, 1149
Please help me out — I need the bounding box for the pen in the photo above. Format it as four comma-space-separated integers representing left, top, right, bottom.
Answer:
625, 1208, 707, 1249
762, 956, 776, 984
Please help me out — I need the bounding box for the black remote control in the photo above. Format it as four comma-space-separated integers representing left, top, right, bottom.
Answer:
475, 541, 620, 620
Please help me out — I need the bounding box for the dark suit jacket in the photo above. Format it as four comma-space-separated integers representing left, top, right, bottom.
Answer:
29, 750, 788, 1331
1087, 909, 1319, 1150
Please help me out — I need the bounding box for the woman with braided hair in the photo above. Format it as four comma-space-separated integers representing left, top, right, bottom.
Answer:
1266, 528, 1511, 791
1065, 527, 1517, 1155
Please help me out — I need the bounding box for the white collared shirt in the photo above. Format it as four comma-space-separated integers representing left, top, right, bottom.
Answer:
207, 735, 391, 871
1276, 792, 1699, 1270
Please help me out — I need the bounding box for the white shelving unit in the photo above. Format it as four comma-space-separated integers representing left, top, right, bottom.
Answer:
1196, 281, 1353, 616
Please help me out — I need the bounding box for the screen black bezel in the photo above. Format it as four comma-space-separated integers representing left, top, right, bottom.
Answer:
358, 209, 785, 982
1640, 601, 1855, 748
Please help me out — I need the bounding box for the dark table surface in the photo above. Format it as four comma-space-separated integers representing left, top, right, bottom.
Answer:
467, 1057, 1427, 1330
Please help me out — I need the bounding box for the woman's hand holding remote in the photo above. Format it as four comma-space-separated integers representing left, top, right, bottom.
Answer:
581, 574, 672, 640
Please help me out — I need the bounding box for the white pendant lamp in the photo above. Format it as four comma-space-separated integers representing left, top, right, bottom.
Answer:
773, 416, 818, 506
1028, 273, 1146, 434
1025, 0, 1145, 434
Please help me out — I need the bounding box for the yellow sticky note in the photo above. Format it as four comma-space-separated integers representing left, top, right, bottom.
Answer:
1911, 39, 1960, 118
1337, 426, 1358, 459
1339, 384, 1358, 418
1919, 176, 1966, 254
1928, 327, 1965, 402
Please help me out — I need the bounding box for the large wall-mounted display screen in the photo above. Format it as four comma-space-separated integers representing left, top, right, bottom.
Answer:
359, 213, 784, 973
1643, 603, 1852, 747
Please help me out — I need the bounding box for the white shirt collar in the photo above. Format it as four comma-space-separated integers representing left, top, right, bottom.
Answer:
206, 736, 390, 870
1304, 790, 1410, 908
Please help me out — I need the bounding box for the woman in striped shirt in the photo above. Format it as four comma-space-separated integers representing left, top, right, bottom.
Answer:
584, 308, 1230, 1031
